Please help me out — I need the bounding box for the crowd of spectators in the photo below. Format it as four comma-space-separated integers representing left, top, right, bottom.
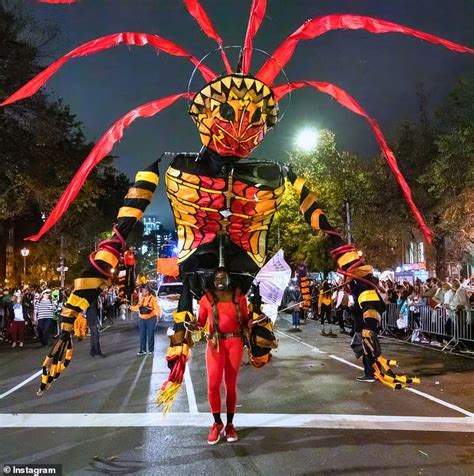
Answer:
378, 274, 473, 346
0, 284, 128, 355
284, 273, 473, 350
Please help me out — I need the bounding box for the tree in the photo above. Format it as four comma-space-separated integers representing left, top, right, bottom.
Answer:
420, 77, 474, 276
268, 185, 333, 273
269, 130, 373, 272
0, 4, 132, 285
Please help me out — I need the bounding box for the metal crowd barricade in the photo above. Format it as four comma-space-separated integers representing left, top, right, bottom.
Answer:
382, 303, 400, 332
382, 302, 474, 353
453, 308, 474, 353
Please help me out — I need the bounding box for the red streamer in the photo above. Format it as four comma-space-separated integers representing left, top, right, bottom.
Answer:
257, 14, 474, 84
1, 32, 216, 107
36, 1, 79, 3
183, 0, 232, 74
242, 0, 267, 74
26, 93, 192, 242
273, 81, 433, 244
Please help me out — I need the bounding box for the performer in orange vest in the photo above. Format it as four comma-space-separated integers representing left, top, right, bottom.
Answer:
130, 286, 161, 355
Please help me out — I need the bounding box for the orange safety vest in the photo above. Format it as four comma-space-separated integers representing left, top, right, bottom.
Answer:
132, 294, 160, 319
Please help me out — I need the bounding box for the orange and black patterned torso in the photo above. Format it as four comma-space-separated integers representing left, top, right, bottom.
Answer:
166, 150, 285, 270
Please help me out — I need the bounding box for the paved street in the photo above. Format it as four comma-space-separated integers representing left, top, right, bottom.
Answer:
0, 316, 473, 475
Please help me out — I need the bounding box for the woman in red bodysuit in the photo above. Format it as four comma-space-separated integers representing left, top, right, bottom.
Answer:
197, 268, 249, 445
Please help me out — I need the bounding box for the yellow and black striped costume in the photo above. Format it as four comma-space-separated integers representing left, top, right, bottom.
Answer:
297, 267, 311, 313
39, 162, 160, 393
286, 167, 419, 389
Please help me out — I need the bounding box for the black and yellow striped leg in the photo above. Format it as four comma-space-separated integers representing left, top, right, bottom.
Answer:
374, 356, 421, 389
38, 161, 160, 394
285, 168, 423, 387
285, 166, 385, 321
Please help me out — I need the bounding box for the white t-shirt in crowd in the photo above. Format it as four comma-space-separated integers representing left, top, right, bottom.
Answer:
13, 304, 24, 322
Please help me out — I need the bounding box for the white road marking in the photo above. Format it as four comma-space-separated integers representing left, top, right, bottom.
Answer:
120, 354, 148, 411
0, 370, 42, 399
184, 359, 199, 414
2, 325, 472, 423
328, 354, 364, 370
0, 412, 472, 432
406, 388, 474, 418
276, 330, 327, 353
277, 328, 474, 417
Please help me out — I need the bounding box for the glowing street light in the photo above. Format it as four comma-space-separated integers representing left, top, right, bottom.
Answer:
20, 247, 30, 275
295, 128, 319, 152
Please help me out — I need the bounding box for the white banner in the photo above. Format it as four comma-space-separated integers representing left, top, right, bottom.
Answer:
253, 250, 291, 322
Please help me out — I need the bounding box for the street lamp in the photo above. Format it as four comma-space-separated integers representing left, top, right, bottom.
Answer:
20, 247, 30, 275
295, 127, 319, 152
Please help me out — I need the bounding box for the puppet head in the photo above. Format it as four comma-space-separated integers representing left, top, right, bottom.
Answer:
189, 74, 278, 158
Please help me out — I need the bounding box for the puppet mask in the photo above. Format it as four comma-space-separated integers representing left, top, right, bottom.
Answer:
189, 74, 278, 158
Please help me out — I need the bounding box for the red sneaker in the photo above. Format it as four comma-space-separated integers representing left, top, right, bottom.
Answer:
225, 423, 238, 442
207, 423, 224, 445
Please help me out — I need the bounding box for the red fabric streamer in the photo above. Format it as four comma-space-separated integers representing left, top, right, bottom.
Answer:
36, 1, 78, 3
242, 0, 267, 74
26, 93, 192, 242
273, 81, 433, 244
183, 0, 232, 74
1, 32, 216, 107
257, 14, 474, 84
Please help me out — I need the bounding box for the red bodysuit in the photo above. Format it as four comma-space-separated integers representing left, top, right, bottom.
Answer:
198, 292, 249, 414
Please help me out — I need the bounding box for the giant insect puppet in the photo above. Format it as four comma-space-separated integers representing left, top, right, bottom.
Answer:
3, 0, 472, 401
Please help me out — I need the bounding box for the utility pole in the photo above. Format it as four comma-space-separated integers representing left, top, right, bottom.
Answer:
345, 201, 352, 244
59, 234, 66, 289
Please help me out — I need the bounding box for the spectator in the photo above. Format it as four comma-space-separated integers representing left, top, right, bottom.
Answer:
0, 288, 5, 340
130, 285, 160, 355
433, 281, 446, 307
442, 282, 455, 337
319, 281, 335, 337
9, 291, 30, 348
105, 286, 117, 323
86, 300, 105, 358
422, 278, 440, 309
333, 286, 350, 334
452, 278, 471, 338
452, 279, 470, 311
397, 289, 409, 329
287, 285, 302, 332
2, 289, 12, 343
388, 284, 399, 304
35, 289, 56, 347
378, 280, 389, 304
408, 286, 422, 329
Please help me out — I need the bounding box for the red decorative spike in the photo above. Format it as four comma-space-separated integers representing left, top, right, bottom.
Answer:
273, 81, 433, 244
26, 93, 192, 242
1, 32, 216, 106
242, 0, 267, 74
257, 14, 474, 84
183, 0, 232, 74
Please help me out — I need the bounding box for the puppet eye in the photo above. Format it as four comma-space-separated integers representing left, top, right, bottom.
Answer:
219, 103, 235, 121
251, 108, 262, 123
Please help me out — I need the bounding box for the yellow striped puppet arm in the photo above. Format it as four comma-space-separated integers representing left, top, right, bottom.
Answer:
38, 161, 160, 395
285, 167, 419, 388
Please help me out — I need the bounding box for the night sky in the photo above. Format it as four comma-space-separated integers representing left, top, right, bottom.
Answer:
27, 0, 474, 228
